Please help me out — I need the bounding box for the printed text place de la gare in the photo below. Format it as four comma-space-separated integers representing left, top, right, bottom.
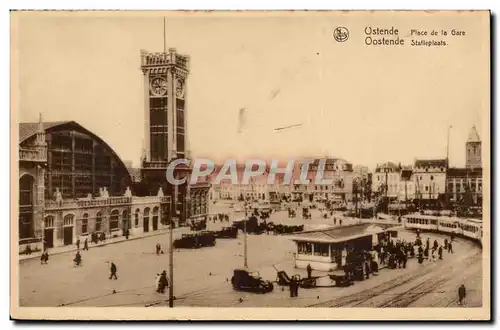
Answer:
365, 27, 404, 46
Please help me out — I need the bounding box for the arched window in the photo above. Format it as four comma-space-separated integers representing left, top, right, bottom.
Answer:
135, 209, 140, 227
44, 215, 54, 228
110, 209, 119, 231
64, 214, 74, 226
96, 211, 102, 231
82, 213, 88, 234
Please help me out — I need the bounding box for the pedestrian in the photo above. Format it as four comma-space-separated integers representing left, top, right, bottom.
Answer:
448, 242, 453, 254
76, 238, 80, 250
83, 238, 88, 251
339, 219, 343, 226
289, 277, 296, 297
74, 251, 82, 267
109, 262, 118, 280
438, 246, 443, 260
418, 252, 424, 264
307, 263, 312, 279
43, 250, 49, 264
125, 229, 129, 240
458, 284, 466, 306
155, 273, 161, 293
156, 243, 161, 256
334, 218, 337, 225
40, 251, 46, 265
159, 270, 169, 294
444, 238, 448, 250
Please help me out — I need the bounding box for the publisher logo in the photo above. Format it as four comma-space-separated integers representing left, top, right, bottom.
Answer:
333, 27, 349, 42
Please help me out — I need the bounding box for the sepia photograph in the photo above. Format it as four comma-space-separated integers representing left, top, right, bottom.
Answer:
10, 10, 490, 320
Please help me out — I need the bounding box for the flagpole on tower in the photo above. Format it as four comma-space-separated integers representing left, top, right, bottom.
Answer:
163, 17, 166, 53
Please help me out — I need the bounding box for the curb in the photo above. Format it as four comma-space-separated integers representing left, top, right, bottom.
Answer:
18, 228, 179, 262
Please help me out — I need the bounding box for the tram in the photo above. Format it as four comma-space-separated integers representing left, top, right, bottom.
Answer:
402, 213, 483, 245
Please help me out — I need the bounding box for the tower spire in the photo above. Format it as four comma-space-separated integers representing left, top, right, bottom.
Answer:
37, 112, 43, 132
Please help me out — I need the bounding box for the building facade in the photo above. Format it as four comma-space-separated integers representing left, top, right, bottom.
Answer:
413, 159, 447, 201
372, 162, 402, 199
18, 119, 173, 251
292, 158, 355, 203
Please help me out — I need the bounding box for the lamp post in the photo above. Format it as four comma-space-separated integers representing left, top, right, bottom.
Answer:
169, 180, 177, 308
243, 201, 248, 268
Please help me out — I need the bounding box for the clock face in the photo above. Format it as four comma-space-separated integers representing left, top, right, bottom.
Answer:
176, 78, 185, 98
150, 77, 167, 96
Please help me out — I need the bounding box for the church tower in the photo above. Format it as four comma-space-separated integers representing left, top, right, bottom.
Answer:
466, 125, 481, 169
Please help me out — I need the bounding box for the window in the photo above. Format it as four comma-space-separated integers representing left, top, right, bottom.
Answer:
135, 209, 140, 227
95, 211, 102, 231
313, 243, 329, 257
82, 213, 88, 234
110, 210, 119, 231
63, 214, 74, 226
303, 243, 312, 255
44, 216, 54, 228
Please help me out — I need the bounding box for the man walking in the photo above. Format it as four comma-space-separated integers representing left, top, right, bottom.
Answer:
76, 238, 80, 251
83, 238, 89, 251
306, 263, 312, 279
109, 262, 118, 280
458, 284, 466, 306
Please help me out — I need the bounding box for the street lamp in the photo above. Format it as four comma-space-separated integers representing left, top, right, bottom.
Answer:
243, 200, 248, 268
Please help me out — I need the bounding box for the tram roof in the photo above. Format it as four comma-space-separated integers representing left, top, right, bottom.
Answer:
289, 223, 397, 244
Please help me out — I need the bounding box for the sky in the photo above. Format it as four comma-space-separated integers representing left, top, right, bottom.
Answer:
14, 12, 489, 170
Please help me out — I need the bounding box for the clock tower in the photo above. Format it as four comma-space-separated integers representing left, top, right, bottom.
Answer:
140, 47, 189, 164
139, 47, 190, 205
138, 47, 209, 226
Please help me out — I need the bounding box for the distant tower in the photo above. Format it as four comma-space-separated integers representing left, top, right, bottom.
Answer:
466, 125, 481, 169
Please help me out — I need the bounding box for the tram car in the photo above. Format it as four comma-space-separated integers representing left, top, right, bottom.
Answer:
402, 213, 483, 245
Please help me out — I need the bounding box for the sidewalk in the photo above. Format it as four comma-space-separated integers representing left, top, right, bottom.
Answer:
18, 227, 187, 262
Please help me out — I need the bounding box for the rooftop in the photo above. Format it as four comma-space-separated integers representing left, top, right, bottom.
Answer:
19, 121, 71, 143
289, 223, 397, 244
414, 159, 448, 168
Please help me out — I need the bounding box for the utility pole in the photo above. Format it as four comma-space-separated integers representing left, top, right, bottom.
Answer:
169, 178, 177, 308
385, 170, 389, 214
446, 125, 452, 164
243, 199, 248, 268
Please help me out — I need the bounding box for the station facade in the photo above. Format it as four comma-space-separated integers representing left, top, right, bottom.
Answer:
18, 47, 209, 252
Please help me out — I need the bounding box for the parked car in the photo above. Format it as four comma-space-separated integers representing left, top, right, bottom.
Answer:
215, 226, 238, 239
231, 269, 274, 293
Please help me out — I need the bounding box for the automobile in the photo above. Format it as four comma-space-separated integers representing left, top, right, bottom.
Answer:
173, 234, 199, 249
230, 269, 274, 293
198, 231, 216, 247
215, 226, 238, 239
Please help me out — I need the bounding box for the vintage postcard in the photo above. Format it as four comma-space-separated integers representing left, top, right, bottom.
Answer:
10, 10, 490, 320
